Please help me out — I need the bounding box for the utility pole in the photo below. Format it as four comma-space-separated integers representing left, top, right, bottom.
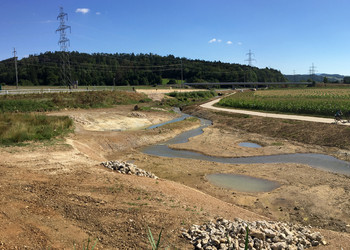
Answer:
13, 48, 18, 89
181, 59, 184, 88
56, 7, 72, 87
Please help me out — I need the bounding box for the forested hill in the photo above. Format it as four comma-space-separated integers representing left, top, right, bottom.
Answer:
0, 51, 286, 86
284, 74, 344, 83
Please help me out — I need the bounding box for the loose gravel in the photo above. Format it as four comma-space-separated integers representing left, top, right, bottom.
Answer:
182, 217, 327, 250
101, 160, 158, 179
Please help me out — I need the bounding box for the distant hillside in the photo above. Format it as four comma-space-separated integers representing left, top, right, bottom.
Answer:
284, 73, 344, 83
0, 51, 286, 86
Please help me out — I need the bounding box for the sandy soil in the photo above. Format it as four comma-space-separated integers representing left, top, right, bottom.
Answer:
1, 103, 350, 249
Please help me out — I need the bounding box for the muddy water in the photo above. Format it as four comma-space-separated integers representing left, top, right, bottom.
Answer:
142, 114, 350, 191
239, 142, 262, 148
206, 173, 280, 192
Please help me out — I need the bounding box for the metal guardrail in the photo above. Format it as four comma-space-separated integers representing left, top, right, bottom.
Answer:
185, 82, 309, 86
0, 88, 113, 95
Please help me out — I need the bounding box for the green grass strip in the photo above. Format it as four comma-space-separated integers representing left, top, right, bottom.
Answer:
0, 113, 73, 145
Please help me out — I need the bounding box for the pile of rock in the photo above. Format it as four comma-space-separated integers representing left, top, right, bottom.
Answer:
182, 217, 326, 250
101, 160, 158, 179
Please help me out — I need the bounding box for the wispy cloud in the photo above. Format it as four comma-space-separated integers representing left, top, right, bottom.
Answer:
40, 20, 56, 24
96, 12, 101, 15
76, 8, 90, 14
237, 42, 243, 46
210, 38, 235, 45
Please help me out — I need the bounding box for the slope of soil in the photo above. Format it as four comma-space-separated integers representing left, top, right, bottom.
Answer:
0, 103, 350, 249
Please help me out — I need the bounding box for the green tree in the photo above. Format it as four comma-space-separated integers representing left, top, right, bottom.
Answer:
344, 76, 350, 84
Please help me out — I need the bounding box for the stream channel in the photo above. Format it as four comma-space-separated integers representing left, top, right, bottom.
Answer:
142, 110, 350, 192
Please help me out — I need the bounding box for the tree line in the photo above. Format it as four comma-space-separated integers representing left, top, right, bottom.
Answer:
0, 51, 286, 86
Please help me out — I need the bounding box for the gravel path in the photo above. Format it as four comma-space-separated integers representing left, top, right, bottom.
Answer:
200, 97, 349, 125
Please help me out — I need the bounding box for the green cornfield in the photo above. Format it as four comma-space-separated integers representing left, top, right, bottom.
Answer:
218, 88, 350, 117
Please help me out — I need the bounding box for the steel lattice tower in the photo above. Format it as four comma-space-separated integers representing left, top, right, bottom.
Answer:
245, 49, 256, 67
309, 63, 316, 81
56, 7, 72, 87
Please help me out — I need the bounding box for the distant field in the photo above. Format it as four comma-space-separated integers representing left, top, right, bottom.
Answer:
254, 88, 350, 98
218, 88, 350, 117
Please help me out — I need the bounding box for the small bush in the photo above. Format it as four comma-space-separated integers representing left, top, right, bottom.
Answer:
163, 90, 216, 107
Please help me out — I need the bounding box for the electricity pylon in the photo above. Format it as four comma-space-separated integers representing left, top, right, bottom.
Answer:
56, 7, 72, 87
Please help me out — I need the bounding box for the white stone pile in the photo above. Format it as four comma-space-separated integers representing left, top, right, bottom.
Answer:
101, 160, 158, 179
182, 217, 326, 250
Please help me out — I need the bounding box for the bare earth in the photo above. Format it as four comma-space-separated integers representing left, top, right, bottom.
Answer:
1, 102, 350, 249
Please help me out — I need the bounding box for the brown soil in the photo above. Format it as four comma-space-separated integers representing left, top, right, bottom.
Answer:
1, 103, 350, 249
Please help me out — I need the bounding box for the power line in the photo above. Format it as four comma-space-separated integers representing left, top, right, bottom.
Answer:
181, 59, 184, 87
309, 63, 317, 81
56, 7, 72, 87
245, 49, 256, 67
16, 56, 181, 69
13, 48, 19, 89
14, 56, 257, 75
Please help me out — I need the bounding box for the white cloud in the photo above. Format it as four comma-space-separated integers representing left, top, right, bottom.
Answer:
76, 8, 90, 14
41, 20, 55, 24
96, 12, 101, 15
217, 39, 222, 43
237, 42, 243, 46
226, 41, 233, 45
209, 38, 217, 43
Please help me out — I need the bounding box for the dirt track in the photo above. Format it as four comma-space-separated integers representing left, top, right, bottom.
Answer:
201, 96, 344, 125
1, 101, 350, 249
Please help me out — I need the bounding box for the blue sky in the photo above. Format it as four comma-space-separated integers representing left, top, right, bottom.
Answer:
1, 0, 350, 75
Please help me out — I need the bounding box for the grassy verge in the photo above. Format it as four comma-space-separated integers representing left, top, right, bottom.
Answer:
186, 106, 350, 149
159, 90, 217, 108
0, 113, 73, 145
0, 90, 150, 112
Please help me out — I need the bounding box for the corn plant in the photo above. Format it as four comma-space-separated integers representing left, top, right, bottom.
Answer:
147, 226, 163, 250
73, 238, 98, 250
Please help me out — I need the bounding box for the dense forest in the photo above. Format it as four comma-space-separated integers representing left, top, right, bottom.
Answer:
0, 51, 286, 86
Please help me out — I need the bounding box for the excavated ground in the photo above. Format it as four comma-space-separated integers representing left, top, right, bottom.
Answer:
1, 104, 350, 249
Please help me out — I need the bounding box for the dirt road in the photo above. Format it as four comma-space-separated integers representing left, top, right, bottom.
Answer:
200, 97, 344, 125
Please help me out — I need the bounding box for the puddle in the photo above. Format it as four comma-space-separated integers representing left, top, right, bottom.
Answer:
206, 173, 280, 192
239, 142, 262, 148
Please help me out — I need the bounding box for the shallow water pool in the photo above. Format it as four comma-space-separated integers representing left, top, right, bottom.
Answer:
206, 173, 280, 192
